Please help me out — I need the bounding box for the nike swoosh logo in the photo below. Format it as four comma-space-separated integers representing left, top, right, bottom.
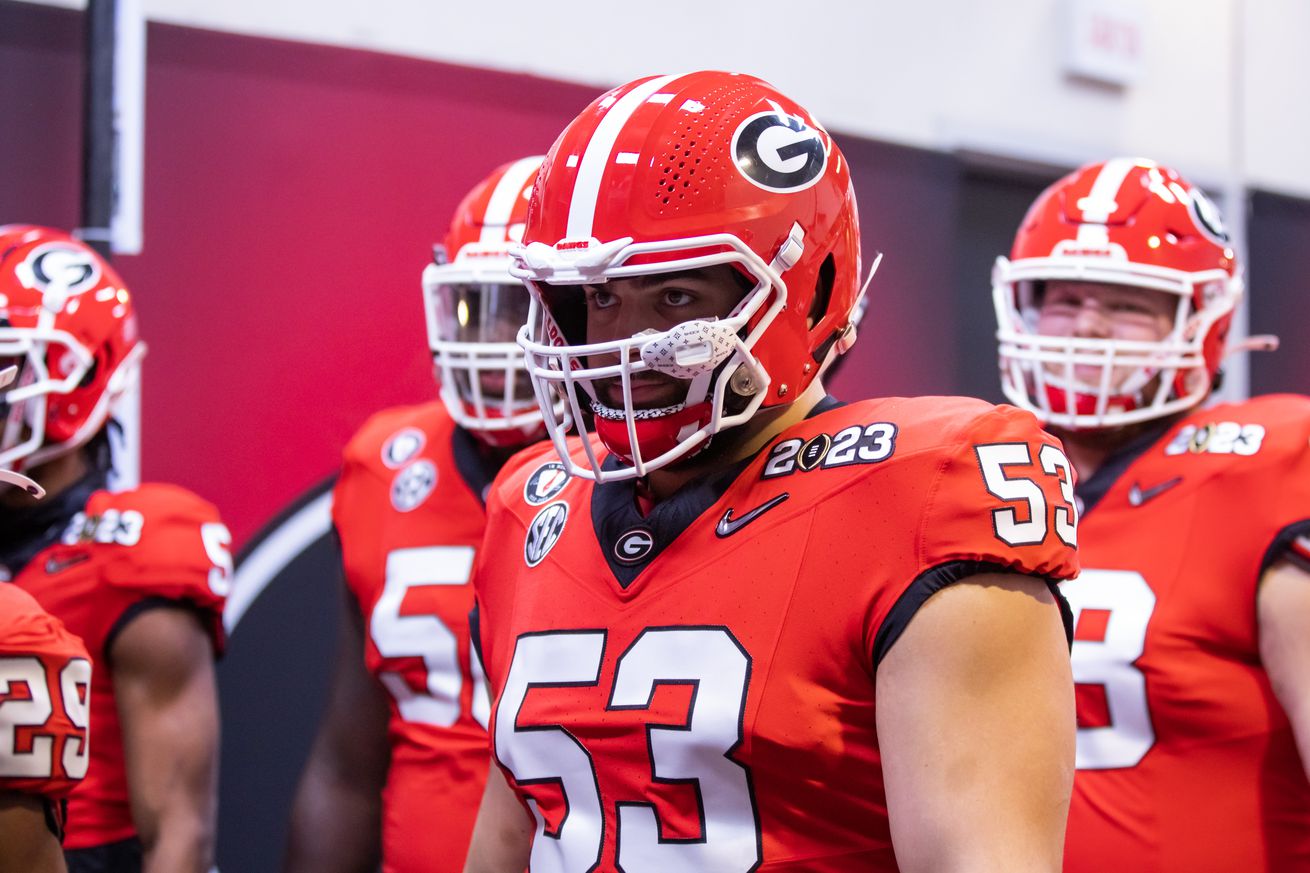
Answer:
44, 552, 90, 575
716, 493, 789, 538
1128, 476, 1183, 507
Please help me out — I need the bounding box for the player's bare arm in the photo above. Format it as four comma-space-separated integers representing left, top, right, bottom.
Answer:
461, 763, 532, 873
877, 572, 1074, 873
111, 606, 219, 873
1258, 556, 1310, 780
283, 590, 390, 873
0, 795, 68, 873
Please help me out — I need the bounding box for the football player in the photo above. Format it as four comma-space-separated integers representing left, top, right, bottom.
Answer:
463, 71, 1079, 873
992, 157, 1310, 870
0, 226, 231, 873
0, 572, 91, 873
283, 157, 553, 873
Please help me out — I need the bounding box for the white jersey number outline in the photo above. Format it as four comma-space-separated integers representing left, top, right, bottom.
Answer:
975, 442, 1078, 547
495, 627, 760, 873
370, 546, 488, 728
0, 656, 92, 779
1064, 569, 1157, 769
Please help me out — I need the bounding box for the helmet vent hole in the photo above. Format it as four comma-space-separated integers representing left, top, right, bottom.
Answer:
808, 254, 836, 329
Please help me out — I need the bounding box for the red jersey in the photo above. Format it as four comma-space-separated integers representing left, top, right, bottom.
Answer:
333, 402, 497, 873
1063, 395, 1310, 872
9, 484, 229, 850
474, 397, 1079, 872
0, 583, 91, 804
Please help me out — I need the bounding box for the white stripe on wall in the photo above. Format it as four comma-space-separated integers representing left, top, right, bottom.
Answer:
224, 490, 334, 634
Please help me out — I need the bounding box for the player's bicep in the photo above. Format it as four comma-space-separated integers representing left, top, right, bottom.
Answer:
876, 572, 1073, 873
463, 761, 533, 873
304, 588, 390, 780
109, 605, 219, 843
0, 794, 67, 873
283, 588, 389, 873
1258, 557, 1310, 779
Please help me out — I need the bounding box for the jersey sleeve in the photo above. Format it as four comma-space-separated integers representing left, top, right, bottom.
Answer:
0, 587, 92, 801
870, 404, 1079, 664
1257, 398, 1310, 575
93, 484, 231, 654
470, 441, 560, 684
922, 404, 1080, 577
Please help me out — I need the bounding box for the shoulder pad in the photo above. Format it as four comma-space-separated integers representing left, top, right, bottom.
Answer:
341, 401, 450, 476
0, 585, 91, 800
68, 484, 231, 611
489, 439, 583, 510
0, 585, 89, 662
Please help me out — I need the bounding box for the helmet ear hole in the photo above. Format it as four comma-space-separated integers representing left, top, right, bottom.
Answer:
807, 254, 836, 330
78, 358, 100, 390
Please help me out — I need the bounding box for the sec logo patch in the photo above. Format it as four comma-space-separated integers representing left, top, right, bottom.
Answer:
525, 501, 569, 567
391, 460, 437, 512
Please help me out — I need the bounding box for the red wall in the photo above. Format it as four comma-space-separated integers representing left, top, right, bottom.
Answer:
1, 3, 960, 545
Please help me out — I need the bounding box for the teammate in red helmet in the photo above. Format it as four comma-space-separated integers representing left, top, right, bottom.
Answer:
0, 571, 91, 873
993, 157, 1310, 871
463, 71, 1079, 873
0, 226, 230, 873
284, 158, 555, 873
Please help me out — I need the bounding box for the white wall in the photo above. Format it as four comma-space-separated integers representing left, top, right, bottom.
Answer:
27, 0, 1310, 197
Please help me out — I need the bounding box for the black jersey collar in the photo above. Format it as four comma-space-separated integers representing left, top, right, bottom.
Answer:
0, 465, 107, 578
589, 395, 843, 588
1073, 417, 1177, 517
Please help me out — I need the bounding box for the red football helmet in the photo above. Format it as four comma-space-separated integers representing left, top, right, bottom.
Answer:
993, 157, 1242, 429
0, 226, 144, 473
422, 157, 562, 447
514, 70, 862, 481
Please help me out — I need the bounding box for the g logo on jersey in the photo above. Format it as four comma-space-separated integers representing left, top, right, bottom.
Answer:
523, 461, 570, 506
524, 501, 568, 567
20, 243, 101, 297
731, 111, 828, 193
391, 460, 437, 512
614, 528, 654, 565
381, 428, 425, 469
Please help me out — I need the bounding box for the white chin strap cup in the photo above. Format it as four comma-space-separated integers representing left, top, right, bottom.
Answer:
0, 469, 44, 498
639, 320, 739, 380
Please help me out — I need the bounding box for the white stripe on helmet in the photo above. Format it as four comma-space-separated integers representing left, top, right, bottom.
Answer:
479, 156, 543, 244
566, 74, 683, 240
1074, 157, 1146, 246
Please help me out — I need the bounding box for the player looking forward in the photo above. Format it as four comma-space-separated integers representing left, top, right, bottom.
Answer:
463, 71, 1079, 873
992, 157, 1310, 871
0, 226, 230, 873
284, 157, 554, 873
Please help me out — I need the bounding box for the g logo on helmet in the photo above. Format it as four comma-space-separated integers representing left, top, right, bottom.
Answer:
1188, 188, 1230, 246
20, 243, 101, 297
731, 110, 828, 194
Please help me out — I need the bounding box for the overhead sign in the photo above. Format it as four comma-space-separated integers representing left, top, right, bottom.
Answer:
1064, 0, 1143, 87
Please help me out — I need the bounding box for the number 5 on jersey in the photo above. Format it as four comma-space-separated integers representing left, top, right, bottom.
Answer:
371, 546, 489, 729
975, 442, 1077, 547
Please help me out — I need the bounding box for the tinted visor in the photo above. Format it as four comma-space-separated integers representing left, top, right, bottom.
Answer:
432, 282, 532, 345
